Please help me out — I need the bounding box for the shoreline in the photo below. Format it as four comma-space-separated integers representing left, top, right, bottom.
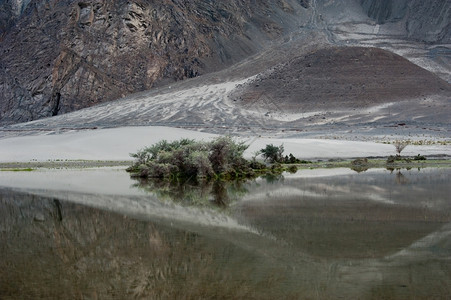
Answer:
1, 157, 451, 172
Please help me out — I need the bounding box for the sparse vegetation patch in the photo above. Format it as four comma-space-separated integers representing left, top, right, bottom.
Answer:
127, 139, 305, 180
128, 138, 451, 179
127, 137, 255, 180
0, 168, 35, 172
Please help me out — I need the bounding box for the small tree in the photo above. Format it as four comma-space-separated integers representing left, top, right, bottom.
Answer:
393, 140, 409, 156
260, 144, 284, 163
286, 153, 300, 164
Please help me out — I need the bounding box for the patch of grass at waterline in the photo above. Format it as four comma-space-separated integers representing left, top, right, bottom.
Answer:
0, 168, 35, 172
295, 158, 451, 170
0, 160, 131, 170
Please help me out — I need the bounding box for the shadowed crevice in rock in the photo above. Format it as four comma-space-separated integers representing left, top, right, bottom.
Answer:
51, 92, 61, 117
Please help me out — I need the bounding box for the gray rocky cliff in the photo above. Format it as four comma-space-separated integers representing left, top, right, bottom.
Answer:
0, 0, 31, 33
361, 0, 450, 43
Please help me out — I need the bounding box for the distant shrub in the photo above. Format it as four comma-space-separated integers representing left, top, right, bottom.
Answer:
129, 138, 196, 166
414, 154, 426, 161
128, 137, 251, 180
351, 158, 368, 165
259, 144, 284, 163
386, 155, 399, 164
283, 153, 302, 164
249, 160, 266, 170
128, 139, 311, 180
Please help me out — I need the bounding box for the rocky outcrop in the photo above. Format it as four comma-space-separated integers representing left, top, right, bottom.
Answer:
0, 0, 309, 125
360, 0, 450, 43
360, 0, 407, 24
0, 0, 31, 34
406, 1, 451, 43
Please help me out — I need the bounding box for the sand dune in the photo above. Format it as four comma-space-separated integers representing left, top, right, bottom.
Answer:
0, 126, 449, 163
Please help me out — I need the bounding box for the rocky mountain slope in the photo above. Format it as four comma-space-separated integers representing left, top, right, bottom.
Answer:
0, 0, 31, 33
232, 47, 451, 113
0, 0, 310, 125
361, 0, 450, 43
0, 0, 450, 126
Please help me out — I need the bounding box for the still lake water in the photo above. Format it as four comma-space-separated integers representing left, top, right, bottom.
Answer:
1, 167, 450, 299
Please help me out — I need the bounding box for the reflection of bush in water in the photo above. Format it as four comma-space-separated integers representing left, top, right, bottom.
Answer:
133, 178, 249, 208
386, 168, 409, 185
261, 173, 284, 183
351, 158, 369, 173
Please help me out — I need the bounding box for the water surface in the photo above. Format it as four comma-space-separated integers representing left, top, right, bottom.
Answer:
1, 167, 450, 299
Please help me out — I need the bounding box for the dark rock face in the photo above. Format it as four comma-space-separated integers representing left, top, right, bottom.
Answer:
232, 47, 451, 112
360, 0, 408, 24
361, 0, 450, 43
0, 0, 31, 34
0, 0, 308, 125
406, 1, 451, 43
298, 0, 310, 9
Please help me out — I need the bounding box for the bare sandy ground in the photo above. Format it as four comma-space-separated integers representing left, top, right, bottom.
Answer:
0, 126, 449, 163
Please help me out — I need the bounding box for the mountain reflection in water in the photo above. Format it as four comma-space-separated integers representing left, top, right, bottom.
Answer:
1, 167, 451, 299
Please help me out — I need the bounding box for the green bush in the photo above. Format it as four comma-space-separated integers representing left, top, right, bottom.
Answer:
187, 151, 214, 178
386, 155, 396, 164
414, 154, 427, 161
283, 153, 302, 164
128, 137, 250, 180
128, 139, 310, 180
130, 138, 196, 166
209, 136, 248, 174
249, 160, 266, 170
259, 144, 284, 163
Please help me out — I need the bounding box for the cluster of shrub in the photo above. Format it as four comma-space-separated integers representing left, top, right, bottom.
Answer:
258, 144, 309, 164
127, 137, 429, 180
127, 138, 303, 180
386, 154, 426, 164
127, 137, 251, 179
386, 140, 426, 163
